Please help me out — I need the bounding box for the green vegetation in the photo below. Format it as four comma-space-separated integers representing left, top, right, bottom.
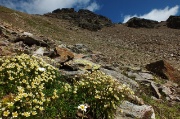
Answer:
142, 95, 180, 119
0, 54, 134, 118
139, 84, 180, 119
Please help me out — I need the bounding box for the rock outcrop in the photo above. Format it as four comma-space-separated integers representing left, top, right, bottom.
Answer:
125, 17, 159, 28
118, 101, 155, 119
167, 15, 180, 29
44, 8, 113, 31
146, 60, 180, 84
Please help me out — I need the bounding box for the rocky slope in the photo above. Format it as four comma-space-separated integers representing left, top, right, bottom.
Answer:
0, 6, 180, 118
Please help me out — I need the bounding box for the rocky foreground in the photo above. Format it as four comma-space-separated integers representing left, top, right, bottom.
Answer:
0, 20, 180, 118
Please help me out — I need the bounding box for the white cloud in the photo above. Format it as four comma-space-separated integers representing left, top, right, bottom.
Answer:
86, 2, 100, 11
123, 5, 179, 23
0, 0, 100, 14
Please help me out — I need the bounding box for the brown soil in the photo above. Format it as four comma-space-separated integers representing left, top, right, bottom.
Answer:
0, 6, 179, 70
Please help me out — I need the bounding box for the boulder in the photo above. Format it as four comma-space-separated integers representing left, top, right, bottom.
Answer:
146, 60, 180, 84
117, 101, 155, 119
53, 47, 74, 63
127, 71, 162, 98
167, 16, 180, 29
14, 36, 48, 47
125, 17, 158, 28
100, 68, 139, 91
63, 59, 101, 71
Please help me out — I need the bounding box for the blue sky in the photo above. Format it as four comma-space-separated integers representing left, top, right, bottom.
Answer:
0, 0, 180, 23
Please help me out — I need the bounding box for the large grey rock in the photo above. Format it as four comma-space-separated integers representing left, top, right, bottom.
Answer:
127, 71, 162, 98
127, 72, 144, 81
118, 101, 155, 119
100, 68, 139, 91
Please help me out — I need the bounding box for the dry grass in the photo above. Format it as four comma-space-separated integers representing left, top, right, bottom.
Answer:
1, 6, 180, 70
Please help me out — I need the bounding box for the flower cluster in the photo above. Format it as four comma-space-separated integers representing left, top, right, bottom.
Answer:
74, 70, 134, 118
0, 54, 59, 118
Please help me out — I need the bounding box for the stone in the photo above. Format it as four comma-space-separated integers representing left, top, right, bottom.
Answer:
128, 66, 141, 71
100, 68, 139, 91
161, 86, 172, 96
60, 70, 86, 77
14, 35, 48, 47
33, 47, 45, 56
131, 75, 162, 99
23, 32, 33, 36
125, 17, 159, 28
54, 47, 74, 63
167, 16, 180, 29
118, 101, 155, 119
64, 59, 101, 71
127, 72, 144, 81
73, 53, 85, 59
150, 82, 161, 99
139, 73, 154, 80
146, 60, 180, 84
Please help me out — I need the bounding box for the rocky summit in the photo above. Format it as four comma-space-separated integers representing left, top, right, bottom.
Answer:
44, 8, 113, 31
125, 17, 159, 28
0, 6, 180, 119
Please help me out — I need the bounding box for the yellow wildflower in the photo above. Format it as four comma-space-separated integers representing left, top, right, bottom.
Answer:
32, 111, 37, 115
22, 112, 30, 117
39, 107, 44, 111
7, 102, 14, 107
12, 111, 18, 118
3, 110, 10, 117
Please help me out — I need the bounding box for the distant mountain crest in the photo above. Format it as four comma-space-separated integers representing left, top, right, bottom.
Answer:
44, 8, 113, 31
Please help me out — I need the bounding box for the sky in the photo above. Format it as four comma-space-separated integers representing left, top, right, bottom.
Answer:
0, 0, 180, 23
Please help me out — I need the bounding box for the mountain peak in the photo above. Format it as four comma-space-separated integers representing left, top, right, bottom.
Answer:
44, 8, 113, 31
